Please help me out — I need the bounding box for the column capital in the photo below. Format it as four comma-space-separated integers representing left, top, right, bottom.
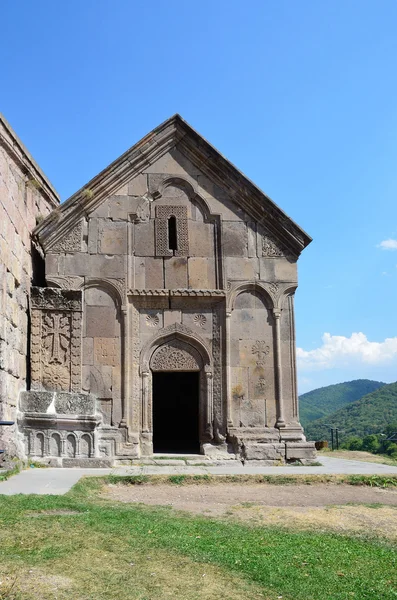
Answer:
273, 308, 282, 319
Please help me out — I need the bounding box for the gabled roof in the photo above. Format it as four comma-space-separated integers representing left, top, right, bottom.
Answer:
34, 114, 311, 255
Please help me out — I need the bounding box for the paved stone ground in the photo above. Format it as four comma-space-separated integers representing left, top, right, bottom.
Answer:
0, 456, 397, 495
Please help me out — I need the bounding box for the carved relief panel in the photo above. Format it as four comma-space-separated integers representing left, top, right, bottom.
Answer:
150, 341, 202, 371
30, 288, 83, 392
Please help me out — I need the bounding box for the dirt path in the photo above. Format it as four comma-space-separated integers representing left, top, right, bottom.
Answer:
104, 482, 397, 540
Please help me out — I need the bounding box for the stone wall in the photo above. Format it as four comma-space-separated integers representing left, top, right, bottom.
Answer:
0, 115, 59, 456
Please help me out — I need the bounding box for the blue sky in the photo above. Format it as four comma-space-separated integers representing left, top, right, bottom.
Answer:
2, 0, 397, 393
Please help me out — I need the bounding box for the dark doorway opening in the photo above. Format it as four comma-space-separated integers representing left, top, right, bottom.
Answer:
152, 371, 200, 454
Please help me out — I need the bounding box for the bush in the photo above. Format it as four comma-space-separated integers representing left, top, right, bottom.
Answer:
345, 436, 363, 451
386, 443, 397, 457
362, 434, 380, 453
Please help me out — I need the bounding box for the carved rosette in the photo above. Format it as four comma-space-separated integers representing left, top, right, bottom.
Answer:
30, 288, 83, 393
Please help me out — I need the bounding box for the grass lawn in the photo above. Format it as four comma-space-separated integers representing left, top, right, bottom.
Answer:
0, 477, 396, 600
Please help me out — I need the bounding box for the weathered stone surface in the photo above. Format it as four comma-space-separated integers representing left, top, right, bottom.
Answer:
98, 221, 127, 254
222, 221, 248, 257
19, 391, 53, 413
134, 221, 155, 256
128, 173, 147, 196
145, 257, 164, 288
64, 254, 125, 278
63, 458, 112, 468
85, 306, 118, 338
55, 392, 95, 414
242, 442, 285, 461
285, 442, 317, 461
83, 337, 94, 365
94, 337, 120, 366
164, 257, 188, 288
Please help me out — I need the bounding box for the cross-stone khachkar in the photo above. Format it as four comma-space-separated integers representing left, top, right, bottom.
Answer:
18, 115, 316, 466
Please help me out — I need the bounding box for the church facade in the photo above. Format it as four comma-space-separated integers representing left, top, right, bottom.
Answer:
18, 115, 315, 464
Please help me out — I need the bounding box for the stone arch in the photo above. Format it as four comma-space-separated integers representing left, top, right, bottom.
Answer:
80, 278, 123, 310
35, 432, 45, 457
158, 176, 213, 221
140, 323, 212, 373
79, 433, 92, 458
228, 282, 274, 312
66, 433, 77, 458
49, 432, 62, 457
150, 339, 203, 372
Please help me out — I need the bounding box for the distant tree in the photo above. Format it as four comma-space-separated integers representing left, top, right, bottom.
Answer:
362, 434, 380, 454
345, 437, 363, 451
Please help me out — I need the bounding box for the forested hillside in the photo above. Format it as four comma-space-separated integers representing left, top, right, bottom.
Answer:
299, 379, 385, 427
304, 381, 397, 442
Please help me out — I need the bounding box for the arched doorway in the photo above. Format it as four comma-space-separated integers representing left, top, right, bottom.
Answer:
150, 339, 203, 454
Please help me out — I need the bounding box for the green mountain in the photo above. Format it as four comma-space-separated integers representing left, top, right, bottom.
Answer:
299, 379, 385, 428
305, 381, 397, 442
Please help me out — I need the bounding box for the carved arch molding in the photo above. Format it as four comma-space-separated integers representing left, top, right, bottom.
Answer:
150, 341, 202, 372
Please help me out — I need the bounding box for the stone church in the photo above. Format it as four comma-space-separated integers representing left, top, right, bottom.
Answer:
3, 114, 315, 464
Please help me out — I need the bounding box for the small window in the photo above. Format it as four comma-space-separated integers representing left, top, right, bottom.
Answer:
168, 216, 178, 252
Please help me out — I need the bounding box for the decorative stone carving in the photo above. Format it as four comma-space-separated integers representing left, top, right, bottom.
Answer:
130, 289, 168, 296
42, 313, 70, 365
48, 221, 82, 253
193, 314, 207, 328
146, 314, 160, 328
55, 392, 95, 415
31, 288, 82, 312
251, 340, 270, 367
46, 276, 83, 290
151, 341, 201, 371
30, 287, 82, 392
170, 289, 225, 297
94, 338, 119, 366
256, 376, 266, 394
262, 230, 284, 257
155, 205, 188, 257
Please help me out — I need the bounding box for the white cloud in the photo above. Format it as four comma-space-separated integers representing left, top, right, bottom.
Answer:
297, 332, 397, 371
378, 239, 397, 250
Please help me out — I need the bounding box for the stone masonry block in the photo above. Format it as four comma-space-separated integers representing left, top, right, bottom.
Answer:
222, 221, 248, 257
145, 257, 164, 289
85, 306, 118, 338
243, 442, 285, 461
134, 221, 155, 256
98, 221, 127, 254
188, 257, 210, 289
164, 257, 188, 289
63, 254, 125, 278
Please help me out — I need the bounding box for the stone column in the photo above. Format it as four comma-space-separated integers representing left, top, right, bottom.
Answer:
273, 308, 285, 428
119, 307, 128, 429
205, 369, 213, 436
141, 371, 150, 432
225, 310, 233, 426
